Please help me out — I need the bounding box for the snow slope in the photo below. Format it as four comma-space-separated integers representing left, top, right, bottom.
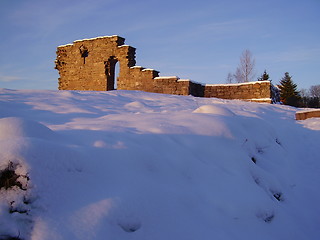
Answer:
0, 88, 319, 240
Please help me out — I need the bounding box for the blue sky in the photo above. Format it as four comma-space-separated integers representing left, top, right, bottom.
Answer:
0, 0, 319, 90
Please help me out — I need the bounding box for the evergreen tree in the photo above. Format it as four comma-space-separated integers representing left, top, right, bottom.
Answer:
258, 70, 270, 81
278, 72, 300, 107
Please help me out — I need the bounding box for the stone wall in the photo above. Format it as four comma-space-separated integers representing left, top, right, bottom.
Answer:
55, 35, 275, 102
295, 110, 320, 120
55, 36, 136, 91
204, 81, 272, 103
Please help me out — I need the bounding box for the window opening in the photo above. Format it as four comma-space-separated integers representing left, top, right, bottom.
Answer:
79, 45, 89, 64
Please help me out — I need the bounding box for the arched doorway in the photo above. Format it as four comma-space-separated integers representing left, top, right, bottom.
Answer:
105, 56, 119, 90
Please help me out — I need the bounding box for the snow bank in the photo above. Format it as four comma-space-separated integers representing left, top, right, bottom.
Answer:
193, 104, 235, 116
0, 117, 56, 140
0, 88, 319, 240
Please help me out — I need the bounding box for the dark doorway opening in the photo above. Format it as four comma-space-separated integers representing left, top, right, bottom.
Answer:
105, 56, 119, 90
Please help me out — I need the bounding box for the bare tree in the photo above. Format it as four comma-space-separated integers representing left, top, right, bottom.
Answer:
226, 72, 234, 83
234, 67, 242, 83
310, 85, 320, 98
299, 88, 309, 98
299, 88, 309, 107
235, 49, 256, 82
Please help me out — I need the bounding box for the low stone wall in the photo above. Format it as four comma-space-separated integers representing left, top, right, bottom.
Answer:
295, 110, 320, 120
55, 35, 275, 102
204, 81, 272, 103
152, 77, 189, 95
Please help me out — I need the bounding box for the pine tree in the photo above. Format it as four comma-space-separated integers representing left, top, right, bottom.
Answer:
278, 72, 300, 107
258, 70, 270, 81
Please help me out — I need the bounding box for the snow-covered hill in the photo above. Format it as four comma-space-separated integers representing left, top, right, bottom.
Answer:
0, 88, 319, 240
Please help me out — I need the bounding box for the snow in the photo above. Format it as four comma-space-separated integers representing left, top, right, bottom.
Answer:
0, 88, 319, 240
297, 117, 320, 130
118, 45, 130, 48
247, 98, 272, 102
154, 76, 179, 80
193, 104, 235, 116
130, 66, 143, 69
57, 43, 73, 48
0, 117, 56, 140
206, 80, 270, 87
59, 36, 121, 47
73, 35, 120, 43
58, 36, 123, 47
296, 108, 320, 114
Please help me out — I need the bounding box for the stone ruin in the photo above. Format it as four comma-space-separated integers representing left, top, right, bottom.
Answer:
295, 110, 320, 120
55, 35, 276, 103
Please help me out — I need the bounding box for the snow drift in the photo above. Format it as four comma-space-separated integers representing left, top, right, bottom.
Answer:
0, 88, 319, 240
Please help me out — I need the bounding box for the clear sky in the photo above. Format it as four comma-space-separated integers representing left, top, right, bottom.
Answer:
0, 0, 319, 90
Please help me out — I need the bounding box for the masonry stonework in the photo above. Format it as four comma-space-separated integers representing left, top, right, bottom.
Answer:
204, 81, 272, 102
55, 35, 276, 103
295, 110, 320, 120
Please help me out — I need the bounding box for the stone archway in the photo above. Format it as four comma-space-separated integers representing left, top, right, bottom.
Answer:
105, 56, 118, 90
55, 36, 135, 91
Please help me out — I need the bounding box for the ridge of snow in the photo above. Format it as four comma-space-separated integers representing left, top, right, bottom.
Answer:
177, 79, 190, 82
206, 80, 270, 87
154, 76, 179, 80
58, 35, 121, 47
73, 35, 120, 43
296, 108, 320, 113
